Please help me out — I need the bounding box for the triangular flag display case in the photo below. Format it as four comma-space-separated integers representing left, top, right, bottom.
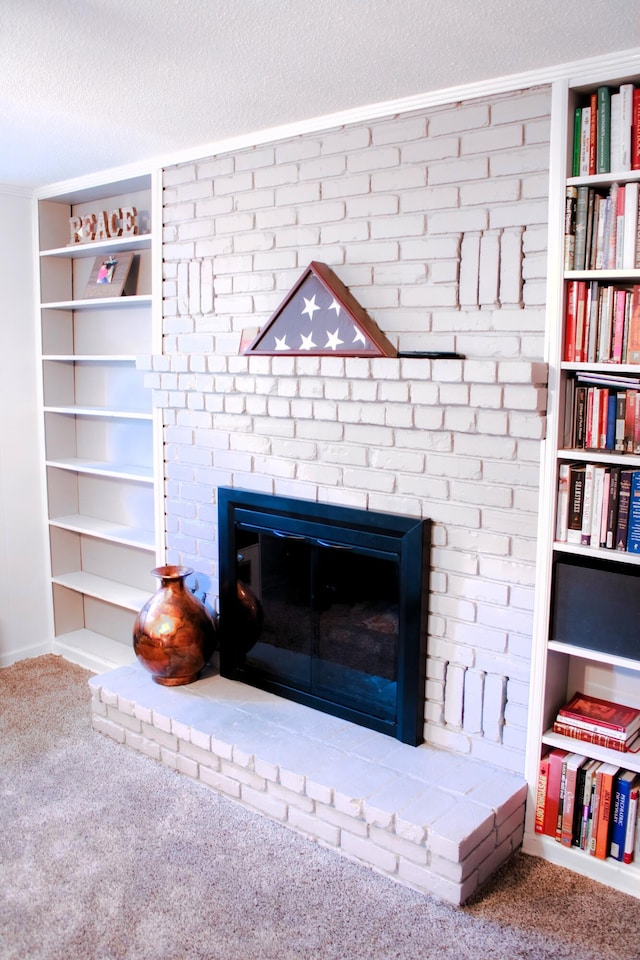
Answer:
244, 261, 397, 357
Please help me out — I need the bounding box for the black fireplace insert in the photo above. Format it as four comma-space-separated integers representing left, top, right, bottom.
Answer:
217, 487, 431, 745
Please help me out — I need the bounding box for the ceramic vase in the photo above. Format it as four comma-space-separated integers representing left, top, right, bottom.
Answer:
133, 565, 217, 686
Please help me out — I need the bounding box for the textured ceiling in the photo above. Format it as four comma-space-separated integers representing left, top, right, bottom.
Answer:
1, 0, 639, 190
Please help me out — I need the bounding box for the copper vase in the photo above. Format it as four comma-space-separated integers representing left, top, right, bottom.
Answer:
133, 565, 217, 686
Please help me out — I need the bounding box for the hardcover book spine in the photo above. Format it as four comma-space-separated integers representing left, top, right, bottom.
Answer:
597, 86, 611, 174
625, 470, 640, 553
632, 87, 640, 171
616, 468, 633, 549
555, 463, 570, 542
623, 786, 639, 863
535, 756, 551, 834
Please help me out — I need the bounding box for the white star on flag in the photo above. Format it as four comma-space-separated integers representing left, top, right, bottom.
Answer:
274, 334, 290, 351
325, 328, 344, 351
329, 298, 341, 316
353, 326, 367, 347
299, 332, 316, 351
301, 295, 321, 321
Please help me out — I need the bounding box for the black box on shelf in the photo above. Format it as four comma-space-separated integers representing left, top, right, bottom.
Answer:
551, 554, 640, 662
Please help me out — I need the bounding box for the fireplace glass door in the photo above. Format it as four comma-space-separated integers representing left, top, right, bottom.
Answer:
218, 488, 430, 744
237, 527, 399, 724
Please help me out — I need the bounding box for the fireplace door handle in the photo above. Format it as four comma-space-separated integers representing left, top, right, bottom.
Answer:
271, 529, 305, 540
316, 539, 353, 550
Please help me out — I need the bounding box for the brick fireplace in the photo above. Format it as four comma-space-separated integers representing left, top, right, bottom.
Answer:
102, 82, 553, 902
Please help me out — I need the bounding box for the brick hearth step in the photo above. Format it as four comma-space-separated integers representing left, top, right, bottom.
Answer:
90, 662, 526, 905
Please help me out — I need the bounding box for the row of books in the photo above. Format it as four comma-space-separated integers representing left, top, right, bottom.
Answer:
563, 375, 640, 452
564, 182, 640, 272
535, 693, 640, 862
556, 463, 640, 552
563, 281, 640, 363
572, 83, 640, 177
535, 751, 640, 862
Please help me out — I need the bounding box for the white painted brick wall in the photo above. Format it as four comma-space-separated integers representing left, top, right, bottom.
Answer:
149, 84, 552, 777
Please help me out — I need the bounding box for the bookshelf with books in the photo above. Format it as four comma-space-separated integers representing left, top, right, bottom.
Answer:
35, 167, 164, 672
524, 58, 640, 899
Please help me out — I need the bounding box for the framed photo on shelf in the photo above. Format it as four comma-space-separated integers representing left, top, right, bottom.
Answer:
84, 251, 134, 299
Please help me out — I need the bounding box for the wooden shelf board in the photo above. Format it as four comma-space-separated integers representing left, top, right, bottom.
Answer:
541, 730, 640, 773
547, 640, 640, 672
43, 355, 139, 363
43, 404, 152, 419
51, 571, 149, 612
46, 458, 154, 482
40, 233, 151, 259
41, 294, 152, 310
49, 514, 155, 550
553, 541, 640, 566
52, 628, 136, 673
557, 449, 640, 467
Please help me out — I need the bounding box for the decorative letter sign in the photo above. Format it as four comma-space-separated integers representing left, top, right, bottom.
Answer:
68, 207, 138, 245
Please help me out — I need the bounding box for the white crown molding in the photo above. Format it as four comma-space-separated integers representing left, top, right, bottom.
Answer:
161, 46, 640, 170
34, 45, 640, 196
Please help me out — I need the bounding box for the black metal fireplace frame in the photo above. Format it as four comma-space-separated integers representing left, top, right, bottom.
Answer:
217, 487, 431, 745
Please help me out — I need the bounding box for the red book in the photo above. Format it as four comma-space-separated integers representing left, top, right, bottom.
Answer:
611, 289, 627, 363
544, 748, 568, 837
632, 87, 640, 171
574, 281, 588, 362
558, 692, 640, 734
594, 763, 620, 859
627, 288, 640, 364
535, 755, 551, 834
589, 92, 598, 175
564, 280, 579, 362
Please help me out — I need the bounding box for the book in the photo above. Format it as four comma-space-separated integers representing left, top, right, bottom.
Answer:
596, 86, 611, 174
558, 692, 640, 734
619, 83, 634, 172
605, 465, 621, 549
593, 762, 620, 859
574, 280, 588, 363
610, 94, 621, 173
616, 468, 633, 549
572, 386, 587, 448
580, 105, 592, 176
579, 759, 601, 849
552, 721, 640, 753
563, 185, 578, 270
610, 770, 639, 861
626, 469, 640, 553
579, 461, 595, 545
622, 181, 639, 269
632, 87, 640, 171
563, 280, 579, 362
560, 753, 588, 847
584, 760, 601, 852
543, 748, 569, 838
624, 783, 640, 863
534, 754, 551, 834
627, 287, 640, 363
573, 186, 590, 271
555, 463, 570, 542
566, 464, 586, 543
573, 106, 582, 176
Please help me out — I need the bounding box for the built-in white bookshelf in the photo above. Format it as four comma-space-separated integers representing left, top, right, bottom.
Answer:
524, 58, 640, 899
35, 169, 163, 672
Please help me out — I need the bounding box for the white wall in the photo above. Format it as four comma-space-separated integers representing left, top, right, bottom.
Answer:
0, 188, 51, 665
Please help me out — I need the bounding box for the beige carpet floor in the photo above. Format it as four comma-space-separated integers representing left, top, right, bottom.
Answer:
1, 654, 639, 960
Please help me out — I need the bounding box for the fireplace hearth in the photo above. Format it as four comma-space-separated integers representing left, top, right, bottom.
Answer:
217, 488, 431, 745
